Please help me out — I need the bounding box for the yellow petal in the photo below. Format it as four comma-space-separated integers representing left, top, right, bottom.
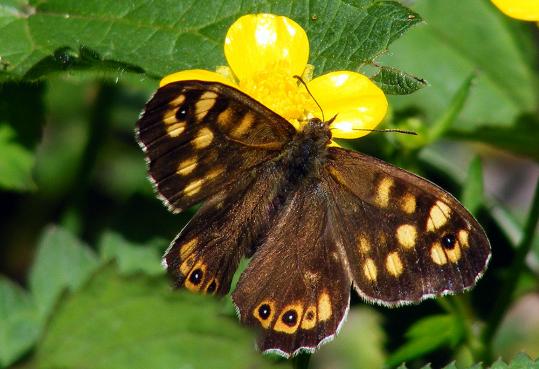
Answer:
224, 14, 309, 82
491, 0, 539, 21
307, 71, 388, 139
160, 69, 235, 87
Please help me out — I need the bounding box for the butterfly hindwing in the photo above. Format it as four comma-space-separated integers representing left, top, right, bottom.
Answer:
164, 160, 289, 296
136, 81, 295, 212
232, 178, 351, 357
325, 147, 491, 305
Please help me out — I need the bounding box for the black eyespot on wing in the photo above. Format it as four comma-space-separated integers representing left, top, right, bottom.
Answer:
281, 310, 298, 327
188, 268, 203, 285
258, 304, 271, 320
442, 233, 456, 248
176, 106, 188, 120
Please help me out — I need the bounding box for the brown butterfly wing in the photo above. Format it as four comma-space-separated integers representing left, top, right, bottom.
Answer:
232, 178, 351, 357
136, 80, 295, 213
324, 147, 491, 305
164, 161, 288, 296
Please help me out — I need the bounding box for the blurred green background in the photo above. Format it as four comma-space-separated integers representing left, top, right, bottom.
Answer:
0, 0, 538, 368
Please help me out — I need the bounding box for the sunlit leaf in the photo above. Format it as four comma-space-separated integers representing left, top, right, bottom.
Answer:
0, 277, 41, 368
0, 0, 420, 81
34, 266, 278, 369
29, 226, 99, 320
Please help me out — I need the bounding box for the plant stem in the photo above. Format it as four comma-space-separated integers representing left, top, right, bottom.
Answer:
482, 177, 539, 359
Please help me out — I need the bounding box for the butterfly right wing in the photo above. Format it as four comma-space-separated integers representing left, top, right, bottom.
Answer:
324, 147, 491, 306
136, 80, 295, 213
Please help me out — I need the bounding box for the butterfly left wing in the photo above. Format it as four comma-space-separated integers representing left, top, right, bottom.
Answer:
164, 160, 289, 296
136, 80, 295, 213
324, 147, 491, 305
232, 178, 352, 357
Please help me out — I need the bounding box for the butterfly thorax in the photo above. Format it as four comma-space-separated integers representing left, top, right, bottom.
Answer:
279, 118, 332, 181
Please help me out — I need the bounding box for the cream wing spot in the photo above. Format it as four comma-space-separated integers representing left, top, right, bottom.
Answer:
183, 179, 204, 197
168, 94, 186, 107
446, 244, 462, 263
458, 229, 469, 248
386, 252, 404, 277
166, 122, 186, 137
205, 166, 224, 181
375, 177, 394, 207
303, 271, 320, 285
179, 254, 195, 275
357, 234, 371, 253
427, 201, 452, 232
230, 111, 255, 137
401, 193, 416, 214
163, 110, 179, 124
193, 127, 214, 149
363, 258, 377, 281
396, 224, 417, 249
177, 157, 198, 176
318, 291, 332, 322
194, 91, 218, 120
431, 242, 448, 265
217, 108, 234, 129
179, 238, 197, 259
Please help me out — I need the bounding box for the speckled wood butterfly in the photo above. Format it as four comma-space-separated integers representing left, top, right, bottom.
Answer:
136, 80, 490, 357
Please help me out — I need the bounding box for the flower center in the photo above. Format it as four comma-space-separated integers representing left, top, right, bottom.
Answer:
238, 61, 315, 129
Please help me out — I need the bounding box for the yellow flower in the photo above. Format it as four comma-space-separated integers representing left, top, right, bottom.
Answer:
490, 0, 539, 21
161, 14, 387, 141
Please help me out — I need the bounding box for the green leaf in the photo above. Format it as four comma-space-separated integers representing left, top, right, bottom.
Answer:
0, 123, 35, 191
395, 353, 539, 369
1, 0, 420, 81
0, 277, 41, 368
98, 231, 165, 276
372, 66, 427, 95
34, 266, 277, 369
461, 156, 484, 216
314, 307, 386, 369
29, 225, 100, 320
427, 73, 475, 144
23, 46, 144, 80
386, 314, 464, 367
390, 73, 475, 151
507, 352, 539, 369
490, 353, 539, 369
306, 1, 422, 74
382, 0, 538, 133
0, 81, 45, 191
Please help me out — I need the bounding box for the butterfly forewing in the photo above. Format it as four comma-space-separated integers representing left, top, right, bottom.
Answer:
136, 81, 295, 212
325, 147, 491, 305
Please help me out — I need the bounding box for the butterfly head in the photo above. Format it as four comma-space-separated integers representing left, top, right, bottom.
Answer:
302, 116, 335, 145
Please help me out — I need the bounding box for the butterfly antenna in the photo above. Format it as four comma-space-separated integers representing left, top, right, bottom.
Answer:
330, 127, 418, 135
293, 75, 325, 122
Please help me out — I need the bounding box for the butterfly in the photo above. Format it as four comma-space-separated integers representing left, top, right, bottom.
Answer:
136, 80, 491, 358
